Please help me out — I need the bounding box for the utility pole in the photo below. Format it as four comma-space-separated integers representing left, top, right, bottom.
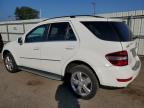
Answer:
91, 2, 96, 15
39, 9, 42, 18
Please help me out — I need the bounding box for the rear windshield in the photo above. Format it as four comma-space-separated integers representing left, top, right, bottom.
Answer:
81, 21, 133, 42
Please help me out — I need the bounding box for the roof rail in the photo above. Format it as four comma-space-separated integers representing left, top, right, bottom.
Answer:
41, 15, 104, 22
69, 15, 104, 18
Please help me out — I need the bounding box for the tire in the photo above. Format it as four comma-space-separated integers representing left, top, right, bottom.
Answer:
4, 53, 19, 73
68, 65, 99, 100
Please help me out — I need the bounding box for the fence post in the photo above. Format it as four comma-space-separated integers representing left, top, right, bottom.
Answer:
6, 25, 10, 42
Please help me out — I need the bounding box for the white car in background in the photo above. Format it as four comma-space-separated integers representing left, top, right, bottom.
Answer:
2, 15, 141, 99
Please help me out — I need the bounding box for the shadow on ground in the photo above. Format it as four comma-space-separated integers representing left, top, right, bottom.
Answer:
55, 83, 80, 108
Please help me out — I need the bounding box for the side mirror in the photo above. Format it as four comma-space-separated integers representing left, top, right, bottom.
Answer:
18, 37, 23, 45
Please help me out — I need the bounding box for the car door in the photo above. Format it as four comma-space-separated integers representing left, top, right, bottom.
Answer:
41, 22, 79, 75
18, 24, 48, 69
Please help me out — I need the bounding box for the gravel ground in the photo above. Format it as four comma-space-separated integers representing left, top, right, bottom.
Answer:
0, 56, 144, 108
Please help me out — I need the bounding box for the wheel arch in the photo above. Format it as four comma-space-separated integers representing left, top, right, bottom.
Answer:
2, 50, 18, 65
2, 50, 11, 59
63, 60, 100, 85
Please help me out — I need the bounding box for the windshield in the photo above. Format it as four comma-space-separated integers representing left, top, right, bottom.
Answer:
81, 21, 133, 42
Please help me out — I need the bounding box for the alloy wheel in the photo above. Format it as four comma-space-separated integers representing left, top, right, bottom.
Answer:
71, 71, 92, 96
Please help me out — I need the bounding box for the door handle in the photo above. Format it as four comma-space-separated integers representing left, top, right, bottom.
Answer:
65, 46, 75, 50
33, 48, 39, 50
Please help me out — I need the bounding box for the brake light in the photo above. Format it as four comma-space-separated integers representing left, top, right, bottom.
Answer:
106, 51, 128, 66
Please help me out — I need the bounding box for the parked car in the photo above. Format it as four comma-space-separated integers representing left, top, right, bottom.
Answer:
0, 33, 4, 53
2, 15, 141, 99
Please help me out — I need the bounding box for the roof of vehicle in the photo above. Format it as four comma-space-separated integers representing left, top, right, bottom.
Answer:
41, 15, 122, 24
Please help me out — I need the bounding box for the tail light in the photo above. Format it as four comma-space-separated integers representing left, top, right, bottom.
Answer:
106, 51, 128, 66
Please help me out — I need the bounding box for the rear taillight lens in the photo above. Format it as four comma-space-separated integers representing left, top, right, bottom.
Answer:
106, 51, 128, 66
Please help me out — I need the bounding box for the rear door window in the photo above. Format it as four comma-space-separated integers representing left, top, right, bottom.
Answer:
48, 22, 76, 41
81, 22, 133, 42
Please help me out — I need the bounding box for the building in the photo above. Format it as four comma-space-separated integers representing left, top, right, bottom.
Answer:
0, 19, 44, 42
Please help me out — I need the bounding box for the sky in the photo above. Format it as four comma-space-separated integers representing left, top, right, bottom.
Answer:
0, 0, 144, 21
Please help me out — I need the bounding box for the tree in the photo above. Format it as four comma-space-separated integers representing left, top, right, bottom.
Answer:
15, 6, 39, 20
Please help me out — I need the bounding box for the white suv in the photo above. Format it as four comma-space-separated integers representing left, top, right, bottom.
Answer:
2, 16, 141, 99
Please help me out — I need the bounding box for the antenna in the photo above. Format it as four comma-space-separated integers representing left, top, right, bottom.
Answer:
91, 1, 96, 15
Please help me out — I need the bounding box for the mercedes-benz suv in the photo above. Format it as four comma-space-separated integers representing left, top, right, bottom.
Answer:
2, 16, 141, 99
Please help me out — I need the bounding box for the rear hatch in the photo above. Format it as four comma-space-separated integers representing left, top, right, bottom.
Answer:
110, 22, 140, 69
121, 41, 139, 70
81, 21, 139, 68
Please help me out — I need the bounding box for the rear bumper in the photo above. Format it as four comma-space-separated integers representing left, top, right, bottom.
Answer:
95, 58, 141, 87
